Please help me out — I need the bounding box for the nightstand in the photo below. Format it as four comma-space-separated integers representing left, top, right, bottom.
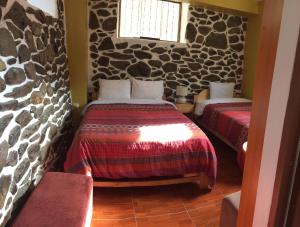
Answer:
175, 103, 195, 114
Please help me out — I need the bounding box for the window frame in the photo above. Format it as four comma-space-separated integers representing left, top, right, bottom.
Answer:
118, 0, 182, 43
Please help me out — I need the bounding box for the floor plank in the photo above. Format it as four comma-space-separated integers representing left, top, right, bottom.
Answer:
91, 136, 242, 226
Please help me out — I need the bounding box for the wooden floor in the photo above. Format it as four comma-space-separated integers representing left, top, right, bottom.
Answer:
91, 136, 243, 227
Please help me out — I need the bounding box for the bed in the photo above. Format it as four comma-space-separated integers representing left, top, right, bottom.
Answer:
64, 99, 217, 188
194, 90, 252, 171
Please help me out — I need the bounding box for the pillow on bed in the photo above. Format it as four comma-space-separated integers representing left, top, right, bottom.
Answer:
99, 80, 131, 99
210, 82, 235, 99
131, 78, 164, 100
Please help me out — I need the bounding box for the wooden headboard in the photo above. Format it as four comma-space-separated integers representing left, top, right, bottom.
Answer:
194, 89, 209, 103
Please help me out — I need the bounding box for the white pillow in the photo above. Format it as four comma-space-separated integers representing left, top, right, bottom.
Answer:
99, 80, 131, 99
131, 78, 164, 100
209, 82, 235, 99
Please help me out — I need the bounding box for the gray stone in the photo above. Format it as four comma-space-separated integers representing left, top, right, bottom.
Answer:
98, 56, 109, 66
205, 32, 228, 49
148, 60, 162, 68
116, 42, 128, 49
30, 22, 43, 36
0, 114, 13, 138
15, 110, 32, 127
27, 143, 40, 162
97, 9, 110, 17
198, 26, 211, 36
0, 141, 9, 172
4, 82, 34, 99
188, 63, 201, 71
230, 43, 244, 52
0, 78, 6, 93
34, 10, 46, 23
0, 28, 17, 57
134, 51, 152, 60
102, 17, 117, 31
18, 143, 29, 159
0, 0, 8, 7
89, 11, 99, 29
0, 100, 18, 112
173, 48, 187, 55
99, 37, 114, 50
40, 105, 54, 123
196, 35, 204, 44
14, 170, 32, 202
104, 52, 133, 60
6, 150, 18, 167
0, 175, 11, 209
151, 47, 167, 54
213, 21, 226, 32
127, 61, 151, 77
18, 45, 31, 63
8, 125, 21, 146
25, 30, 37, 52
4, 1, 30, 30
7, 58, 17, 65
36, 38, 45, 50
186, 23, 197, 43
0, 59, 6, 72
31, 91, 44, 104
24, 62, 37, 80
110, 60, 130, 70
159, 54, 170, 61
203, 74, 220, 81
162, 63, 177, 73
21, 121, 41, 139
228, 16, 242, 27
14, 159, 30, 183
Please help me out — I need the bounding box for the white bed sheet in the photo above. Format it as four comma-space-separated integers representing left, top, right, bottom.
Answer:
82, 99, 176, 115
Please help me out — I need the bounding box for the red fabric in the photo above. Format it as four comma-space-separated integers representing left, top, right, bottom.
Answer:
64, 103, 217, 183
12, 172, 93, 227
200, 102, 251, 153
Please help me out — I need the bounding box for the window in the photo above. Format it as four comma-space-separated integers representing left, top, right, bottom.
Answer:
119, 0, 181, 42
27, 0, 58, 18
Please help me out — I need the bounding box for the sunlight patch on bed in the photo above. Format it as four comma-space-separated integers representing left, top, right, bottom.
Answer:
139, 124, 192, 143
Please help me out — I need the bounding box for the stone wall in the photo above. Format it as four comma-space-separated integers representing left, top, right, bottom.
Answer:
88, 0, 247, 101
0, 0, 71, 225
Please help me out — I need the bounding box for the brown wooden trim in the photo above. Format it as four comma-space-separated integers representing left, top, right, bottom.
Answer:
93, 173, 210, 188
289, 151, 300, 227
268, 29, 300, 227
237, 0, 284, 226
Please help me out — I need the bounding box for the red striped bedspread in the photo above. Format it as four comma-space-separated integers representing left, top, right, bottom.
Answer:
199, 102, 251, 152
64, 103, 217, 183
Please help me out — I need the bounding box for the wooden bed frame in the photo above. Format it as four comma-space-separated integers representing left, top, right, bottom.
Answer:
193, 89, 243, 153
93, 172, 211, 188
88, 89, 214, 189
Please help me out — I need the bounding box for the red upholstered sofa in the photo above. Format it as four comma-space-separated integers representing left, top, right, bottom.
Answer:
12, 172, 93, 227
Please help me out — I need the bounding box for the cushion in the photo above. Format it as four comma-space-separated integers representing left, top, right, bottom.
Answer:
12, 172, 93, 227
99, 80, 131, 99
131, 78, 164, 100
210, 82, 235, 99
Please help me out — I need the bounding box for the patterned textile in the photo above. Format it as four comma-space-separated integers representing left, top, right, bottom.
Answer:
200, 102, 251, 152
64, 103, 217, 183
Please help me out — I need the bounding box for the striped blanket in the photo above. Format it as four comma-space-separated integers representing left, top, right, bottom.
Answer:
64, 103, 217, 183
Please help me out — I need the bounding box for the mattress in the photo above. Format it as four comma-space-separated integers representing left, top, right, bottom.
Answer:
195, 98, 252, 152
64, 100, 217, 183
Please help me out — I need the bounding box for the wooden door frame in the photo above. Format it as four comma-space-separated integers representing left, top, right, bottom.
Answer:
237, 0, 285, 226
268, 29, 300, 227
